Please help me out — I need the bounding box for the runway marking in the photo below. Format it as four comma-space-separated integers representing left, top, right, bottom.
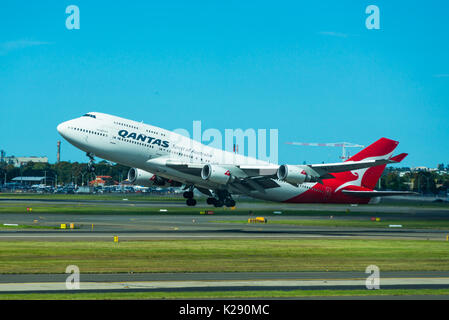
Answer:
0, 234, 335, 238
0, 234, 443, 241
2, 278, 449, 292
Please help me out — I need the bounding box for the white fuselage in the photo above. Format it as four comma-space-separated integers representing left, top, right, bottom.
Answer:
57, 112, 310, 202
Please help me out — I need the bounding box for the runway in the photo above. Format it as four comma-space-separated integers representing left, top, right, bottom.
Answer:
0, 213, 448, 241
1, 195, 449, 241
1, 271, 449, 294
2, 197, 449, 216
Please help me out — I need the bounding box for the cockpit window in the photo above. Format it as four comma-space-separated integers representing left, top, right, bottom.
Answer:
82, 114, 96, 119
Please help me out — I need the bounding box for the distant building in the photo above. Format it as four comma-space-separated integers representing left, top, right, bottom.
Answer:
11, 176, 46, 185
399, 171, 410, 177
2, 156, 48, 167
89, 176, 117, 186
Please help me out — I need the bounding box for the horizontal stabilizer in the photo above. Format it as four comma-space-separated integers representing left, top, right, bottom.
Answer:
390, 153, 408, 163
342, 190, 418, 198
308, 158, 401, 177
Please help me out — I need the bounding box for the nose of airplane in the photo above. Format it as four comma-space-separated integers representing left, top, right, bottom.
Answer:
57, 121, 68, 136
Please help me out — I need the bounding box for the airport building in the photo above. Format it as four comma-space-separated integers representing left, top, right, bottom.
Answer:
1, 156, 48, 167
11, 176, 46, 185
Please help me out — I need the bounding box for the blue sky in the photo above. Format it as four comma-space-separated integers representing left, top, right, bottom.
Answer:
1, 1, 448, 167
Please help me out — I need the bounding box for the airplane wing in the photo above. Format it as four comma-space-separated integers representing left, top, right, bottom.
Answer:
227, 176, 281, 194
162, 154, 407, 180
150, 153, 407, 194
165, 160, 278, 178
163, 160, 280, 194
165, 161, 204, 176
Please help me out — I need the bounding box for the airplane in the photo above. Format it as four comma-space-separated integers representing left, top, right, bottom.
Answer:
57, 112, 414, 207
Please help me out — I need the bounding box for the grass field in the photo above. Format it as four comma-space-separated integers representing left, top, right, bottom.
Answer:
1, 239, 448, 274
0, 202, 380, 216
1, 239, 449, 299
0, 193, 185, 202
0, 203, 281, 216
1, 201, 448, 218
0, 224, 59, 230
1, 288, 449, 300
1, 192, 449, 207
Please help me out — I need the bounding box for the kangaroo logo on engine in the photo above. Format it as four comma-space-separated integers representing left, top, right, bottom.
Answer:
118, 130, 169, 148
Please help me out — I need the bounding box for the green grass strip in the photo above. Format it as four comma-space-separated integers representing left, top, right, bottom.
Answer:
0, 224, 59, 230
0, 239, 448, 274
0, 288, 448, 300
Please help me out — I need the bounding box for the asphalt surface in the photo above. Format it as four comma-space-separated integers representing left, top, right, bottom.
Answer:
2, 197, 449, 215
2, 271, 449, 283
0, 212, 448, 240
1, 271, 449, 294
0, 272, 449, 294
1, 197, 449, 240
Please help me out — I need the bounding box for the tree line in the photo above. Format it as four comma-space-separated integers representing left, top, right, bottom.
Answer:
380, 168, 449, 195
0, 161, 130, 186
1, 161, 449, 195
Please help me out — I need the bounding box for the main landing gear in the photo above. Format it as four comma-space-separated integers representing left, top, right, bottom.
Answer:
183, 187, 197, 206
183, 186, 235, 208
207, 190, 235, 208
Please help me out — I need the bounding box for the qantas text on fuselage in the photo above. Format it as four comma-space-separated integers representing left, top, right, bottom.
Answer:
57, 112, 413, 207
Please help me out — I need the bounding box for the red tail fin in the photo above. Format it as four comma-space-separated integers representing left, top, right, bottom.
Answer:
345, 138, 399, 189
346, 138, 399, 162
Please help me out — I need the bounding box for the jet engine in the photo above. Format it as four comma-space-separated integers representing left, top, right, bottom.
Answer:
277, 165, 314, 185
201, 164, 232, 185
127, 168, 169, 187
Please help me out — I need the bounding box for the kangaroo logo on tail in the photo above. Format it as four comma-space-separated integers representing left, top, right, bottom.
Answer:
334, 137, 399, 192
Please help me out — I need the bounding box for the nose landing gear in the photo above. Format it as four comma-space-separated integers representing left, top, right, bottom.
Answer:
86, 152, 96, 173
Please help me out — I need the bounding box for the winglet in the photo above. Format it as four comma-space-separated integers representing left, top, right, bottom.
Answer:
390, 153, 408, 163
